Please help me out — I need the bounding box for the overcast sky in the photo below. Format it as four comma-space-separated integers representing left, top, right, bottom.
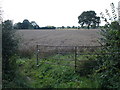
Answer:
1, 0, 119, 27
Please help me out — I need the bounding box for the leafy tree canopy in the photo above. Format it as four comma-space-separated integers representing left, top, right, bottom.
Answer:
78, 11, 100, 29
13, 19, 40, 29
22, 19, 31, 29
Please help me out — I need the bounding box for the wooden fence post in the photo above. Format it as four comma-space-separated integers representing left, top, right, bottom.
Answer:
36, 44, 39, 66
74, 46, 77, 73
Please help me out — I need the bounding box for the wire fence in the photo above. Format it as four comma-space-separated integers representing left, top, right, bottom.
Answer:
36, 44, 120, 72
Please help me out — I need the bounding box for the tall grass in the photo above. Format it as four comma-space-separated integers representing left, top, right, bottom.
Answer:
18, 45, 36, 59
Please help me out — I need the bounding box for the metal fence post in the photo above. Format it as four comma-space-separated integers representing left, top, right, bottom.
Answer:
36, 44, 39, 66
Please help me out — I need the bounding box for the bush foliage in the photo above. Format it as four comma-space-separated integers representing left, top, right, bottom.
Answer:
2, 20, 20, 84
94, 13, 120, 88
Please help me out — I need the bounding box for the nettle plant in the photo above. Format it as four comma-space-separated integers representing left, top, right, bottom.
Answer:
95, 3, 120, 88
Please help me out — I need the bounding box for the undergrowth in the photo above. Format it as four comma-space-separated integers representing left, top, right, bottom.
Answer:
14, 54, 100, 88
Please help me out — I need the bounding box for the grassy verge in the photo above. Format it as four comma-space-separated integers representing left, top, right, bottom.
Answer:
14, 54, 100, 88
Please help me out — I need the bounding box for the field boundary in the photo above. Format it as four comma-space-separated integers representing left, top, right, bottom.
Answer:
36, 45, 120, 72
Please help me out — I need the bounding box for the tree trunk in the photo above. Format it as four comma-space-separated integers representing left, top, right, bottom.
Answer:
87, 24, 90, 29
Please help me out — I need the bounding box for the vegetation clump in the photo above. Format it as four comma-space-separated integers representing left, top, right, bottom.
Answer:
93, 3, 120, 88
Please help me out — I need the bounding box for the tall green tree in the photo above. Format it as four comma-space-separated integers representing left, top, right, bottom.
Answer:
14, 22, 23, 29
22, 19, 32, 29
78, 11, 100, 29
31, 21, 40, 29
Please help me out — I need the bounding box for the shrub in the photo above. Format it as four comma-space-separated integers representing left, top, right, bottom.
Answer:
77, 60, 98, 76
2, 20, 20, 83
95, 27, 120, 88
94, 3, 120, 88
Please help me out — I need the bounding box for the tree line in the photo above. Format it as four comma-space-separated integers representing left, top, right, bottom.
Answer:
13, 19, 56, 29
13, 10, 101, 30
14, 19, 40, 29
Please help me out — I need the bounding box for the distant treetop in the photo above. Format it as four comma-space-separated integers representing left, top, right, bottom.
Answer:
78, 10, 100, 29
